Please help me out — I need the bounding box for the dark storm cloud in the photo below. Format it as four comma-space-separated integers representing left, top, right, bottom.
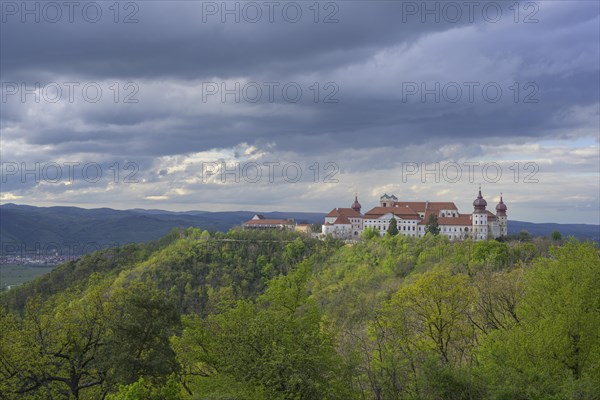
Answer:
2, 1, 598, 158
2, 1, 595, 81
1, 2, 466, 80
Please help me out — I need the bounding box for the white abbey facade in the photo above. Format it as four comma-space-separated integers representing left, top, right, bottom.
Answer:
322, 190, 507, 241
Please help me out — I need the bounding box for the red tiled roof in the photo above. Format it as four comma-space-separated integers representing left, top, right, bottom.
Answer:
243, 219, 293, 225
326, 208, 362, 218
418, 212, 471, 225
437, 214, 472, 226
364, 207, 420, 219
393, 201, 458, 212
325, 209, 338, 217
333, 215, 352, 225
418, 211, 435, 225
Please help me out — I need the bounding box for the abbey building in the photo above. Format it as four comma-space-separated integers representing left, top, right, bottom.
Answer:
322, 189, 507, 241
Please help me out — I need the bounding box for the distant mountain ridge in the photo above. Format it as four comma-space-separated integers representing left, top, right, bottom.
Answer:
507, 220, 599, 241
0, 204, 324, 255
1, 204, 598, 255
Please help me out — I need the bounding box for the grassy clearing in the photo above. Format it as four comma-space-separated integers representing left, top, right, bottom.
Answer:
0, 264, 57, 291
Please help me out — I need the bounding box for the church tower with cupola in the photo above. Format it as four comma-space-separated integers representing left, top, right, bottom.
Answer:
351, 194, 362, 213
495, 194, 508, 237
472, 187, 488, 240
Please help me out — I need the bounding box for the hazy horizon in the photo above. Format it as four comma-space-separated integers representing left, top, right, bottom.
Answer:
2, 200, 599, 226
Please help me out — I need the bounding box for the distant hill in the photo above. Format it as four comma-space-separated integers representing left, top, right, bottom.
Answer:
0, 204, 323, 255
0, 204, 597, 255
508, 220, 599, 242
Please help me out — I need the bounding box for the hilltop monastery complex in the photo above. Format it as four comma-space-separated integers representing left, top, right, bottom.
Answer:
243, 188, 507, 241
322, 189, 507, 241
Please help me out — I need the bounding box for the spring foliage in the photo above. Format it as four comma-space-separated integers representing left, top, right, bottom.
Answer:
1, 228, 598, 399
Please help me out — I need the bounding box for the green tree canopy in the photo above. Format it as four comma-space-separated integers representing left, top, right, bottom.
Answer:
361, 227, 380, 240
173, 266, 354, 400
426, 214, 440, 236
477, 242, 600, 398
387, 217, 399, 236
551, 230, 562, 241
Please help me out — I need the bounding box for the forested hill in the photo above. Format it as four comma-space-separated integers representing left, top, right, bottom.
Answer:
1, 204, 598, 256
1, 228, 598, 399
0, 204, 324, 253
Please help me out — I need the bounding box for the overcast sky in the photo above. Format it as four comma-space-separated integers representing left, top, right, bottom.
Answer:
1, 1, 598, 223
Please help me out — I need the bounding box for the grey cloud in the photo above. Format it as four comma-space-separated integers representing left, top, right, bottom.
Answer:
1, 1, 598, 223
